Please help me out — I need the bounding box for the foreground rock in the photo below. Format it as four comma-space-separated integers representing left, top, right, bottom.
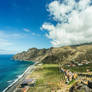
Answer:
13, 44, 92, 64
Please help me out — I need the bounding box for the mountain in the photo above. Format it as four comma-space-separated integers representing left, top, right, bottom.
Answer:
13, 44, 92, 64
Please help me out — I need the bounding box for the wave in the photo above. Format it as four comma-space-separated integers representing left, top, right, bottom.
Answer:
3, 74, 23, 92
7, 74, 22, 84
3, 62, 38, 92
7, 80, 14, 84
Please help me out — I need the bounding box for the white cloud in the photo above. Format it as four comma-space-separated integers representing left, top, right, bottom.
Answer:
31, 32, 40, 36
0, 31, 23, 39
23, 28, 40, 36
0, 39, 12, 48
0, 38, 14, 54
0, 31, 24, 54
0, 49, 16, 54
24, 28, 30, 32
0, 31, 12, 49
42, 0, 92, 47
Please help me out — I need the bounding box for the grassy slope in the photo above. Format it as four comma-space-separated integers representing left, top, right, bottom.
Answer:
27, 64, 65, 92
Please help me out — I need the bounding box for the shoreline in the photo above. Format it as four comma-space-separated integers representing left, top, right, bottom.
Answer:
3, 62, 39, 92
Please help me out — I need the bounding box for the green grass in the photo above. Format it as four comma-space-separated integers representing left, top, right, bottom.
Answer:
28, 64, 65, 92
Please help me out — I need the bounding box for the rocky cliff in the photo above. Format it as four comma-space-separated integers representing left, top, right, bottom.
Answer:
13, 44, 92, 64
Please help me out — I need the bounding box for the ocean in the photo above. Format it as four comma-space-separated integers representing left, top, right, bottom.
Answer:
0, 55, 34, 92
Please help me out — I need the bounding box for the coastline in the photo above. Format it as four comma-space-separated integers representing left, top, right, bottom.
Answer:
3, 62, 39, 92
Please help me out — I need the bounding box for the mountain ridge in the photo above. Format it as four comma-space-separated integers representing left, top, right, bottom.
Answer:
13, 44, 92, 64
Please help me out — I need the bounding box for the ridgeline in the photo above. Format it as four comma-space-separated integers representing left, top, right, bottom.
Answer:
13, 44, 92, 64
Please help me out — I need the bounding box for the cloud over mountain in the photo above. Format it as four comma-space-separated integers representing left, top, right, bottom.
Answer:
42, 0, 92, 47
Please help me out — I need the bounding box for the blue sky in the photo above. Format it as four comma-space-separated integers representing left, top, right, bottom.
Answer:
0, 0, 54, 54
1, 0, 92, 54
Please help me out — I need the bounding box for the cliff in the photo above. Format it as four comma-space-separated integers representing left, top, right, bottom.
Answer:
13, 44, 92, 64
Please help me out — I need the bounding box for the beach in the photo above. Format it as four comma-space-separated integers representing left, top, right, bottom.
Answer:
3, 62, 38, 92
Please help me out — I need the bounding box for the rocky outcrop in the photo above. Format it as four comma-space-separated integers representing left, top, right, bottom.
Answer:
13, 44, 92, 64
13, 48, 49, 62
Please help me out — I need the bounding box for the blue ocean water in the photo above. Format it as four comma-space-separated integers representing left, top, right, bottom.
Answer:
0, 55, 34, 92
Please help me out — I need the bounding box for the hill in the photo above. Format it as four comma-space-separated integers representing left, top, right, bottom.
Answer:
13, 44, 92, 64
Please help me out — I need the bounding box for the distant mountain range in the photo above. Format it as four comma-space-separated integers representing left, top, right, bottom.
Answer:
13, 43, 92, 64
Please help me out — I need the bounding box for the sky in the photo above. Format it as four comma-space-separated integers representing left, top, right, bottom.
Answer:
0, 0, 53, 54
1, 0, 92, 54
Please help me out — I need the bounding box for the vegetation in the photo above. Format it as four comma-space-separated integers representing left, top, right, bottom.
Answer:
27, 64, 65, 92
13, 44, 92, 92
64, 63, 92, 73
